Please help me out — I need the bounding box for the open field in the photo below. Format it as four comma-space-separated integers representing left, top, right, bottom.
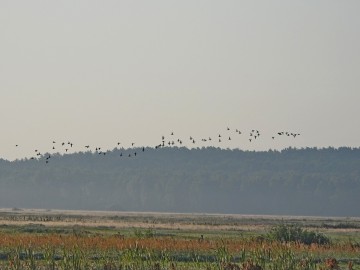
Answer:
2, 208, 360, 232
0, 208, 360, 269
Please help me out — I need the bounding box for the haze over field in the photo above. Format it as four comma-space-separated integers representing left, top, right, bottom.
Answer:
1, 1, 359, 160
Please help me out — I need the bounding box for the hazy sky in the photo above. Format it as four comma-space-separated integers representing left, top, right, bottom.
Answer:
1, 1, 359, 160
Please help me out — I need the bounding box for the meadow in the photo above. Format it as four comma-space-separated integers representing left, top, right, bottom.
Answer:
0, 209, 359, 270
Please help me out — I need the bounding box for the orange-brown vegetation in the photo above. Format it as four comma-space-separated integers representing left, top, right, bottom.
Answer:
242, 260, 262, 270
0, 233, 358, 256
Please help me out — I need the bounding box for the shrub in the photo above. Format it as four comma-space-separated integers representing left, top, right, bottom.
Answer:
267, 224, 330, 245
132, 228, 155, 238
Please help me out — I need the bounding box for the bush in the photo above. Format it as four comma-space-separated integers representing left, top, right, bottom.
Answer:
132, 228, 155, 238
267, 224, 330, 245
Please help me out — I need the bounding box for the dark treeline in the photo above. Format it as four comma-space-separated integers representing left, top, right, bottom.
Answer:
0, 147, 359, 217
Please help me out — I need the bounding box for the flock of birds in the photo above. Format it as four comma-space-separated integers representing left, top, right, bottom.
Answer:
14, 128, 300, 164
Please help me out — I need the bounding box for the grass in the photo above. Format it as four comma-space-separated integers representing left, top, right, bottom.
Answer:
0, 209, 360, 269
0, 231, 359, 269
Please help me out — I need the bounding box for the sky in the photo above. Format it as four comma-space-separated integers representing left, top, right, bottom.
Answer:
1, 1, 359, 160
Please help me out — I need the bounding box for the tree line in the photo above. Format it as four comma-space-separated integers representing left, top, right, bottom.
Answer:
0, 147, 359, 217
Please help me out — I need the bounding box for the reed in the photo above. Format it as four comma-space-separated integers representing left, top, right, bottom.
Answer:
0, 233, 358, 269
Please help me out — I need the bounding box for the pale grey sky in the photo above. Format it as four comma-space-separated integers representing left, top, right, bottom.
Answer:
1, 1, 359, 160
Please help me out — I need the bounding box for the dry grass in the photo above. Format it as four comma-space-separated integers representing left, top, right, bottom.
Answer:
1, 208, 360, 233
0, 233, 359, 256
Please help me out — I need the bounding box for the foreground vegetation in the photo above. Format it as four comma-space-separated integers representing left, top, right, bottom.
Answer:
0, 232, 359, 269
0, 212, 359, 270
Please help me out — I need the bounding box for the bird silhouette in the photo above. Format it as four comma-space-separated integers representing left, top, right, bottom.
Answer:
15, 126, 302, 165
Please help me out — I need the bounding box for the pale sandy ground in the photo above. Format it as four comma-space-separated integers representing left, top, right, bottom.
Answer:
0, 208, 359, 233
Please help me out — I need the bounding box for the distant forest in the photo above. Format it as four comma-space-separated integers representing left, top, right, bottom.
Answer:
0, 147, 359, 217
